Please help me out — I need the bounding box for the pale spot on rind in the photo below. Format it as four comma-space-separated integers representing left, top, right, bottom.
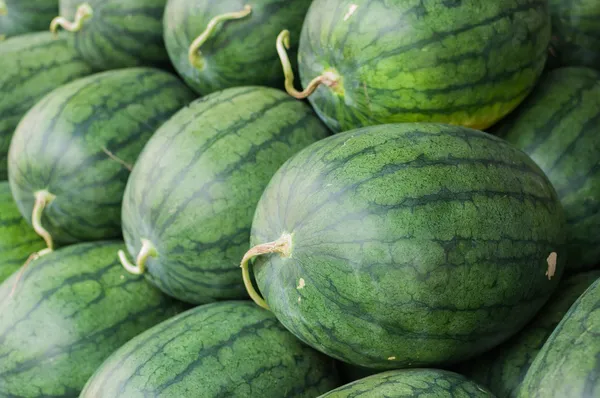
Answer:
297, 296, 301, 303
344, 4, 358, 21
297, 278, 305, 289
388, 356, 396, 360
546, 252, 557, 280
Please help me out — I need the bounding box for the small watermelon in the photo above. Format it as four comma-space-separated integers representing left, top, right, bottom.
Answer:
518, 275, 600, 397
51, 0, 170, 70
0, 31, 93, 179
499, 67, 600, 271
0, 0, 58, 39
164, 0, 312, 95
319, 369, 493, 397
459, 270, 600, 397
0, 181, 45, 283
81, 301, 340, 397
0, 241, 185, 397
120, 86, 329, 304
280, 0, 550, 132
8, 67, 195, 251
549, 0, 600, 69
243, 123, 566, 369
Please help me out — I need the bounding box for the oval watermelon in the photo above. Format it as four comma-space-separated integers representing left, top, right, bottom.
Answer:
459, 269, 600, 397
318, 369, 493, 397
0, 241, 186, 397
549, 0, 600, 69
0, 0, 58, 39
518, 275, 600, 397
8, 67, 195, 251
0, 181, 45, 283
499, 67, 600, 271
163, 0, 312, 95
244, 123, 566, 369
120, 86, 330, 304
81, 301, 340, 397
281, 0, 550, 133
52, 0, 169, 70
0, 31, 93, 180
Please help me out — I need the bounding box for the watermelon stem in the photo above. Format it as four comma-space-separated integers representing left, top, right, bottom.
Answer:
277, 30, 340, 99
50, 3, 93, 37
188, 5, 252, 70
118, 239, 157, 275
0, 1, 7, 16
32, 190, 56, 252
240, 233, 293, 310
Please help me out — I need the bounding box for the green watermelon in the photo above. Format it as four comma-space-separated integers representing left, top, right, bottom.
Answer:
459, 270, 600, 397
282, 0, 550, 133
319, 369, 493, 397
164, 0, 312, 95
8, 67, 195, 251
549, 0, 600, 69
518, 275, 600, 397
120, 86, 329, 304
0, 241, 186, 397
499, 67, 600, 271
81, 301, 340, 397
52, 0, 170, 70
245, 123, 566, 369
0, 182, 45, 282
0, 0, 58, 39
0, 31, 93, 179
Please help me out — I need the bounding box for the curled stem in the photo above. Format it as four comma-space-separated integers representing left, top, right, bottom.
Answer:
0, 1, 7, 16
8, 248, 52, 299
118, 239, 157, 275
32, 190, 56, 252
50, 3, 93, 36
240, 233, 293, 310
277, 30, 339, 99
188, 5, 252, 70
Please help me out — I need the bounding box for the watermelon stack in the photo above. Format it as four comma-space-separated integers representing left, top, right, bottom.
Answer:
0, 0, 599, 396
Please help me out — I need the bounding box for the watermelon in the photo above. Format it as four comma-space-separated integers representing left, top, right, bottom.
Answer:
164, 0, 312, 95
459, 270, 600, 397
120, 86, 329, 304
0, 181, 45, 282
8, 67, 195, 252
499, 67, 600, 271
518, 275, 600, 397
280, 0, 551, 133
51, 0, 170, 70
0, 0, 58, 39
0, 31, 93, 179
244, 123, 566, 369
81, 301, 340, 397
319, 369, 493, 397
0, 241, 186, 397
548, 0, 600, 69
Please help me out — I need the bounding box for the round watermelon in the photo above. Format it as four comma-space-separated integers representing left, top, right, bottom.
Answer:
120, 86, 330, 304
245, 123, 566, 369
164, 0, 312, 95
286, 0, 551, 132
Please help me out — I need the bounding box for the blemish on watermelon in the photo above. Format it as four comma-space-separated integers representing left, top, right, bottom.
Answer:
546, 252, 557, 280
297, 278, 306, 289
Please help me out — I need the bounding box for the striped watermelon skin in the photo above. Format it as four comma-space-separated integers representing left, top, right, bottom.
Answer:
250, 123, 566, 369
164, 0, 312, 95
121, 86, 329, 304
81, 301, 340, 397
549, 0, 600, 69
459, 270, 600, 397
499, 67, 600, 271
58, 0, 169, 70
296, 0, 550, 133
0, 182, 45, 283
0, 31, 93, 179
0, 0, 58, 38
0, 241, 186, 398
518, 275, 600, 397
8, 67, 195, 246
319, 369, 492, 397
